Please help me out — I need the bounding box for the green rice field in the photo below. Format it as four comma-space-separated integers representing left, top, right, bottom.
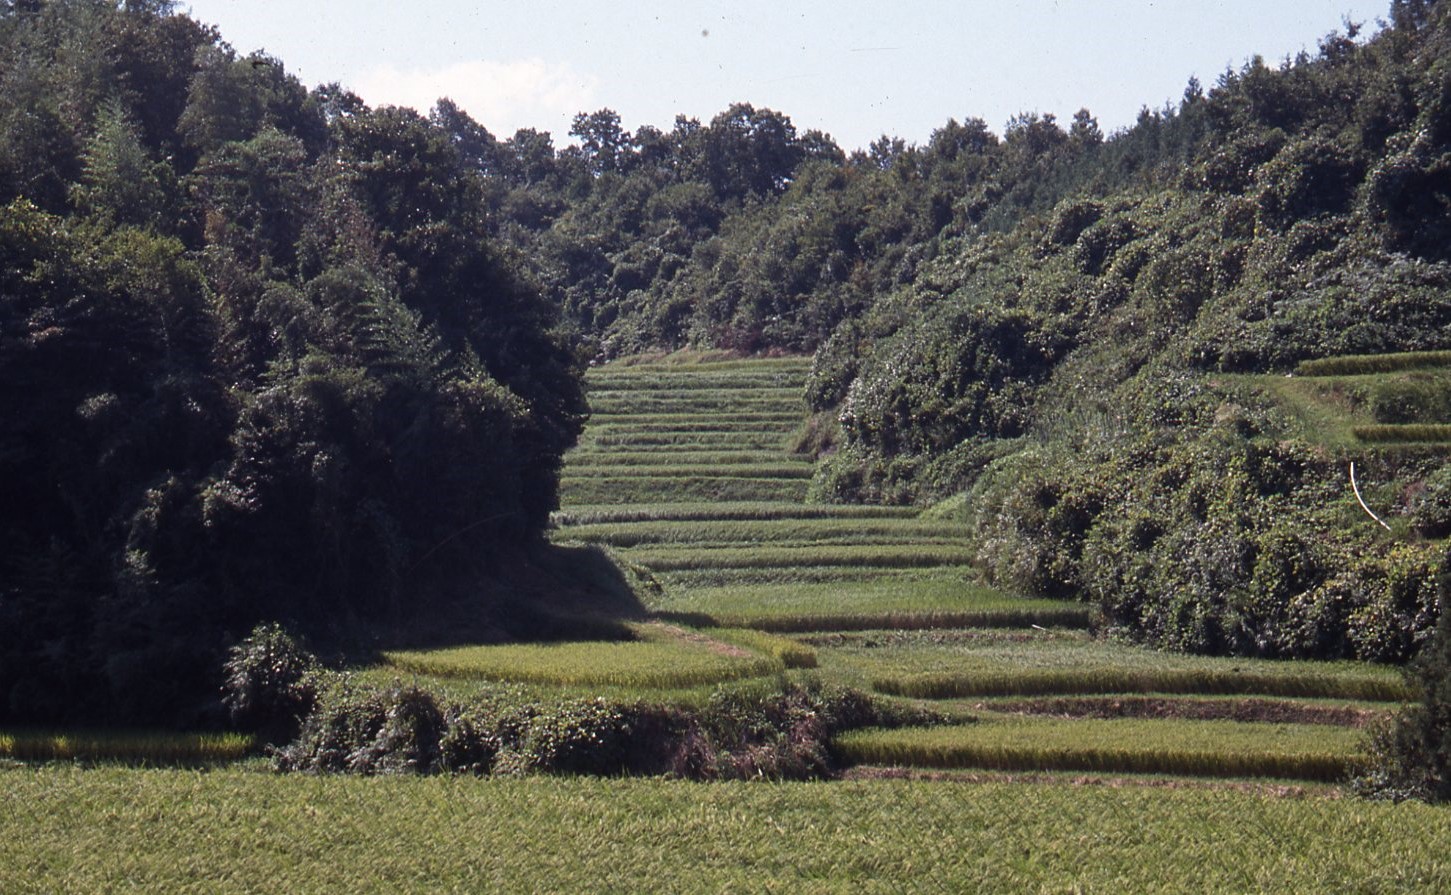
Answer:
10, 351, 1443, 892
4, 768, 1450, 893
837, 716, 1366, 780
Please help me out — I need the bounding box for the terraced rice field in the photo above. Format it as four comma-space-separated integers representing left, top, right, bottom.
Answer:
537, 353, 1408, 783
556, 355, 1086, 633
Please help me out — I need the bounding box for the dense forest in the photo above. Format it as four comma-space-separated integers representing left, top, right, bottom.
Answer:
2, 0, 1450, 726
0, 0, 586, 722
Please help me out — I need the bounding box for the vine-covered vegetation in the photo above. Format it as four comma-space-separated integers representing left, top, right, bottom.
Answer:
0, 0, 585, 724
5, 0, 1451, 754
459, 2, 1451, 666
469, 0, 1451, 666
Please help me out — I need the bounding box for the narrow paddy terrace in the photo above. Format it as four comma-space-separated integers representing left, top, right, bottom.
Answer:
539, 352, 1414, 785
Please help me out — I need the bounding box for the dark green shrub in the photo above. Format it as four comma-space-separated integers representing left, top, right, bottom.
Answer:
1410, 464, 1451, 539
697, 678, 938, 781
1355, 550, 1451, 802
274, 679, 444, 775
347, 686, 446, 774
437, 704, 502, 775
515, 698, 682, 776
1346, 546, 1442, 663
221, 623, 320, 744
1045, 199, 1102, 247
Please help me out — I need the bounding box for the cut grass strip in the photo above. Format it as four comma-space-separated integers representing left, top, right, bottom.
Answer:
664, 607, 1092, 634
0, 729, 254, 764
558, 518, 968, 548
563, 450, 795, 467
872, 667, 1413, 702
581, 434, 791, 450
380, 624, 785, 689
560, 476, 810, 506
627, 544, 978, 572
988, 696, 1382, 727
646, 578, 1089, 632
581, 411, 804, 425
587, 385, 805, 400
597, 352, 811, 371
655, 566, 975, 588
560, 462, 814, 480
552, 502, 921, 526
835, 717, 1364, 781
1352, 424, 1451, 444
1296, 350, 1451, 376
587, 398, 805, 416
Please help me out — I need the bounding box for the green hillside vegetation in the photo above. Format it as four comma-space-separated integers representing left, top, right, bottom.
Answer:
10, 3, 1451, 888
0, 1, 588, 725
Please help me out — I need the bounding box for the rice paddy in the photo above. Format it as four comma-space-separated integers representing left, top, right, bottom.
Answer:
537, 352, 1413, 787
381, 622, 795, 689
10, 351, 1447, 892
0, 730, 255, 764
836, 716, 1364, 781
6, 768, 1451, 893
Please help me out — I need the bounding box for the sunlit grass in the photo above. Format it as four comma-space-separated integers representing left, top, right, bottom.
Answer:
0, 729, 254, 764
559, 517, 969, 549
559, 475, 810, 505
552, 502, 920, 526
649, 577, 1089, 632
836, 715, 1365, 781
380, 623, 792, 689
809, 629, 1409, 701
7, 768, 1451, 892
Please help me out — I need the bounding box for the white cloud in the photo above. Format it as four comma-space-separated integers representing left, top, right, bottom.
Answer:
353, 58, 599, 138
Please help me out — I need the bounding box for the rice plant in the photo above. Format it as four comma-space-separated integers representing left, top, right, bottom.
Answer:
1352, 424, 1451, 444
8, 769, 1451, 892
0, 729, 255, 764
559, 476, 810, 506
380, 624, 788, 689
872, 667, 1413, 702
552, 502, 920, 526
835, 716, 1365, 781
625, 544, 978, 572
558, 518, 969, 549
1296, 350, 1451, 377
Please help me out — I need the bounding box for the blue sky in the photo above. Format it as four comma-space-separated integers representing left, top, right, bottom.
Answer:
182, 1, 1391, 152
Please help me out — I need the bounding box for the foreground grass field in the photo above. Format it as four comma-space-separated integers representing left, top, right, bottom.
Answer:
4, 767, 1449, 893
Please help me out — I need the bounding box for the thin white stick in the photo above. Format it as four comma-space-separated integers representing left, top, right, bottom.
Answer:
1350, 462, 1392, 531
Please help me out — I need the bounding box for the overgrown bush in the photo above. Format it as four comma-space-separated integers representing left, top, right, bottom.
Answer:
1355, 551, 1451, 801
272, 676, 933, 780
1411, 464, 1451, 539
221, 623, 320, 744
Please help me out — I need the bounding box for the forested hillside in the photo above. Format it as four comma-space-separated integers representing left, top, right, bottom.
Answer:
4, 0, 1451, 726
472, 0, 1451, 663
0, 0, 585, 723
